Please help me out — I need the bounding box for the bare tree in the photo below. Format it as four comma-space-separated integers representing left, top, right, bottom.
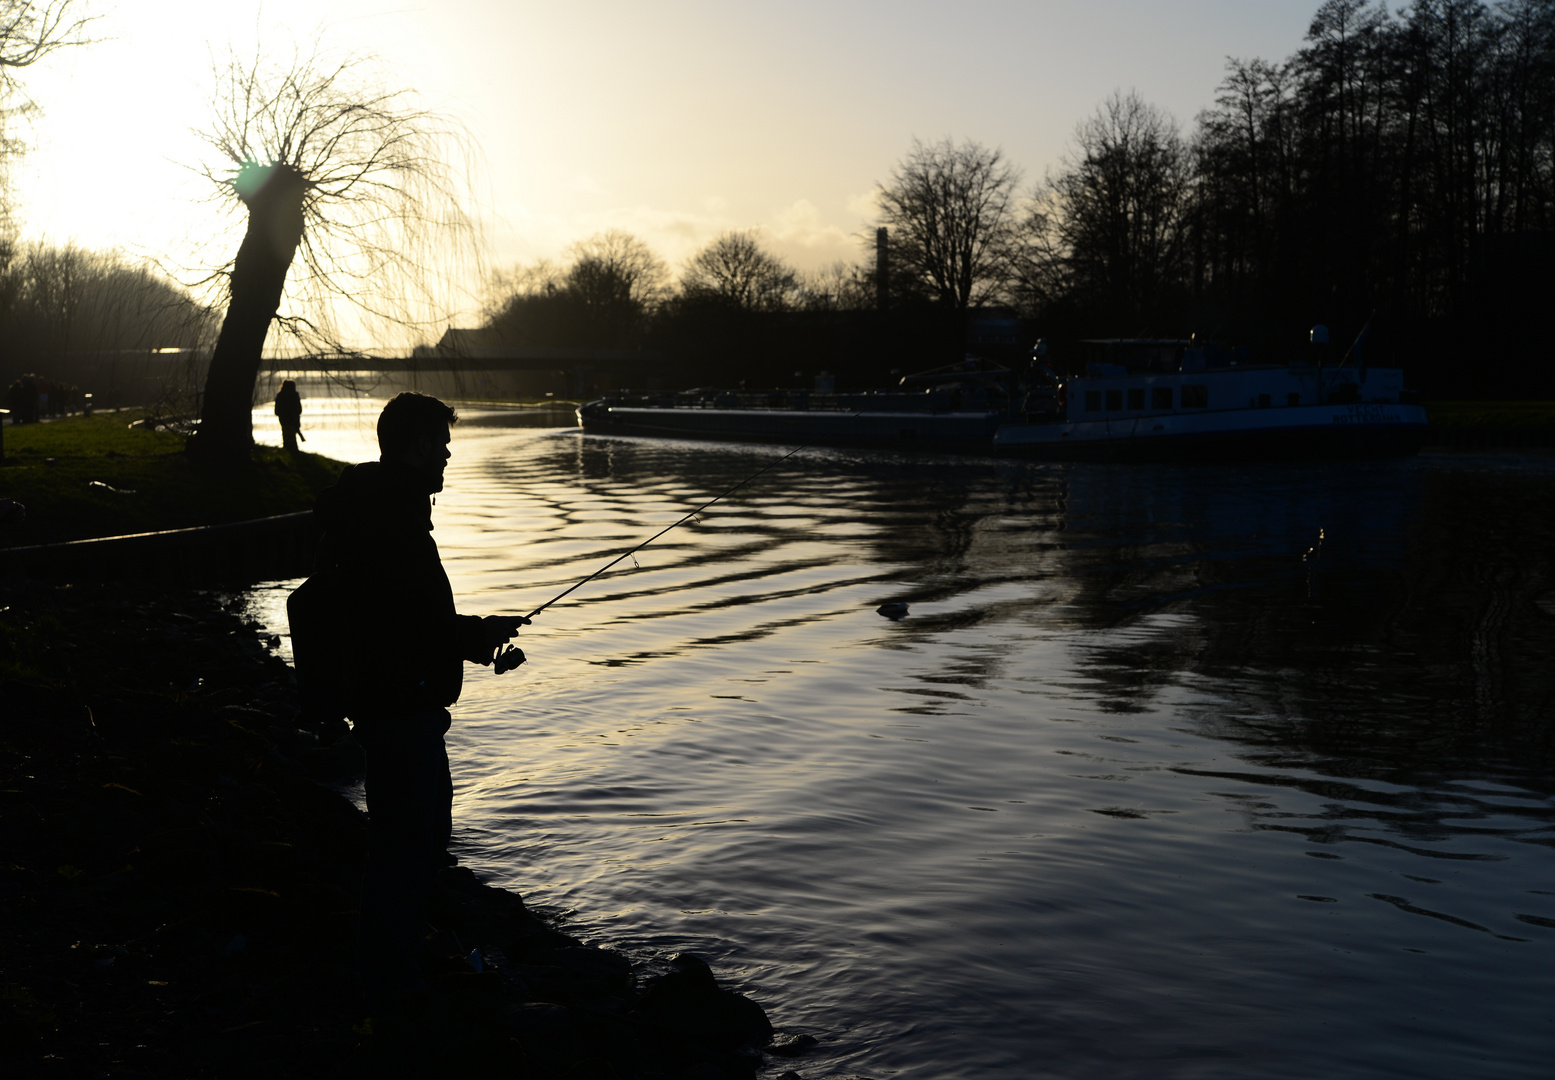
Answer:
795, 259, 873, 312
476, 258, 563, 347
1044, 92, 1192, 328
482, 259, 562, 313
0, 0, 92, 103
566, 229, 669, 312
187, 38, 481, 461
0, 2, 95, 238
23, 240, 83, 352
680, 230, 797, 312
875, 137, 1023, 327
1009, 188, 1071, 319
562, 229, 669, 344
478, 232, 670, 350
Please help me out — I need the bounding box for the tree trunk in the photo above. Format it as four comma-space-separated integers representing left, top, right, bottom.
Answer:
188, 163, 310, 462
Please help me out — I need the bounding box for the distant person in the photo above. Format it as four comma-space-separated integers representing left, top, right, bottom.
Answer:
289, 391, 530, 1014
274, 379, 303, 451
8, 374, 40, 424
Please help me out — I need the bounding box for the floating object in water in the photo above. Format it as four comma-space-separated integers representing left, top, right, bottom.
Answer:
876, 602, 909, 620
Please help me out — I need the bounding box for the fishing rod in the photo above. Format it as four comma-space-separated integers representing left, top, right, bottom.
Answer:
493, 439, 817, 673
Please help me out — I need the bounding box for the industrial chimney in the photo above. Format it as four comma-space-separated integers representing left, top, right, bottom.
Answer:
875, 227, 889, 313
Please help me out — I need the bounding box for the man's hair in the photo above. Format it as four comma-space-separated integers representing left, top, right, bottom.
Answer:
378, 392, 458, 457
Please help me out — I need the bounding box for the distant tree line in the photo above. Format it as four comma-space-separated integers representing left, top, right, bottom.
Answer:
1086, 0, 1555, 394
481, 0, 1555, 396
478, 228, 885, 389
0, 3, 216, 404
0, 242, 218, 388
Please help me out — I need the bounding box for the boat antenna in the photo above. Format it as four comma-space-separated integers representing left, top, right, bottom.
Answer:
522, 442, 811, 623
1332, 311, 1375, 374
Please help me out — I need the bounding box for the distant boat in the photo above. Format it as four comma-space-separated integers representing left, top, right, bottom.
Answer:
994, 338, 1428, 461
576, 361, 1016, 453
577, 338, 1429, 461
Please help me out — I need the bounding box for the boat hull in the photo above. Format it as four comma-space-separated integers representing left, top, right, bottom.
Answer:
994, 402, 1430, 461
577, 404, 1007, 453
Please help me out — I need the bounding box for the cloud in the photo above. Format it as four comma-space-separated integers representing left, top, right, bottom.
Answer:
759, 200, 866, 271
767, 200, 852, 249
846, 189, 882, 218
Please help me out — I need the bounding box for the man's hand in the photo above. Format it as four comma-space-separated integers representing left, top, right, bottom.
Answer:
481, 614, 531, 655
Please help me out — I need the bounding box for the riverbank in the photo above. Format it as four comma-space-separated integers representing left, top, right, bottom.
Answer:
1420, 400, 1555, 450
0, 581, 807, 1079
1423, 399, 1555, 428
0, 411, 342, 548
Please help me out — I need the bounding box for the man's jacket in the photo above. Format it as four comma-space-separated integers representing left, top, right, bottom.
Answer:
292, 459, 488, 721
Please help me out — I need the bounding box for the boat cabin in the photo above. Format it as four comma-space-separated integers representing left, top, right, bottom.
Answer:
1038, 338, 1406, 424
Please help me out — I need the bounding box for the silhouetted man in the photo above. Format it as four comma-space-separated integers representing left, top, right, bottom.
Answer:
274, 379, 302, 451
307, 391, 528, 1011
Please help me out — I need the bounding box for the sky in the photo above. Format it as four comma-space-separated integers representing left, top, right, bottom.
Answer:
13, 0, 1326, 332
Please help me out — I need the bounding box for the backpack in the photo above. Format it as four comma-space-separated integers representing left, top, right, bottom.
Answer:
287, 570, 354, 725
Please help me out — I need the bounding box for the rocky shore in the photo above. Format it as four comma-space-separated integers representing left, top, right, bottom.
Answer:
0, 581, 823, 1079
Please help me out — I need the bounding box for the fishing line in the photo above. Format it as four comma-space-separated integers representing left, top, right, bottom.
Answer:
491, 418, 857, 673
536, 443, 820, 618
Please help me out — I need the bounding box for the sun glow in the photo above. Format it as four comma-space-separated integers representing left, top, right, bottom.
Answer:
11, 0, 1322, 349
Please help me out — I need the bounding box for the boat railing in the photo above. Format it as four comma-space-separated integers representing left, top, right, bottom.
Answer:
599, 387, 1016, 415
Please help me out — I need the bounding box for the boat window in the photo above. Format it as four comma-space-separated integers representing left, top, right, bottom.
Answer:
1105, 389, 1122, 411
1085, 390, 1101, 412
1127, 388, 1145, 410
1288, 392, 1301, 406
1152, 387, 1173, 410
1258, 393, 1271, 408
1182, 385, 1209, 408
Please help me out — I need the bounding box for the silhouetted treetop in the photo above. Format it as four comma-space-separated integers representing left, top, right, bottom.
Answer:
0, 1, 93, 86
1042, 92, 1192, 331
479, 231, 669, 351
567, 229, 670, 312
680, 230, 797, 312
875, 137, 1023, 322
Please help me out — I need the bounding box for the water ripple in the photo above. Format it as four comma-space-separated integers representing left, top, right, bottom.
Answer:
246, 410, 1555, 1079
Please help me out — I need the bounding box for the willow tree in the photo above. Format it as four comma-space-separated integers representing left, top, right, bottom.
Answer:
188, 42, 479, 461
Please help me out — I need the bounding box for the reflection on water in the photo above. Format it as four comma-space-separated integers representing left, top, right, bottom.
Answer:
247, 400, 1555, 1079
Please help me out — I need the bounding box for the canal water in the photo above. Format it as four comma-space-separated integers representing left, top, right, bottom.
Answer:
246, 397, 1555, 1079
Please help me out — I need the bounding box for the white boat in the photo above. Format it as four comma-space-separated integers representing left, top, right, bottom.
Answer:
994, 338, 1428, 460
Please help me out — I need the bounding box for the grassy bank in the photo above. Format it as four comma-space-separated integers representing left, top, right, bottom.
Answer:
0, 412, 345, 548
1423, 400, 1555, 428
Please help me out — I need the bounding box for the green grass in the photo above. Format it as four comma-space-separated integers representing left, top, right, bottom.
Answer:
0, 410, 346, 547
1424, 401, 1555, 428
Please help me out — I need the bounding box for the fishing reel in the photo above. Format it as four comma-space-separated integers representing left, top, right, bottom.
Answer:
494, 644, 526, 674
